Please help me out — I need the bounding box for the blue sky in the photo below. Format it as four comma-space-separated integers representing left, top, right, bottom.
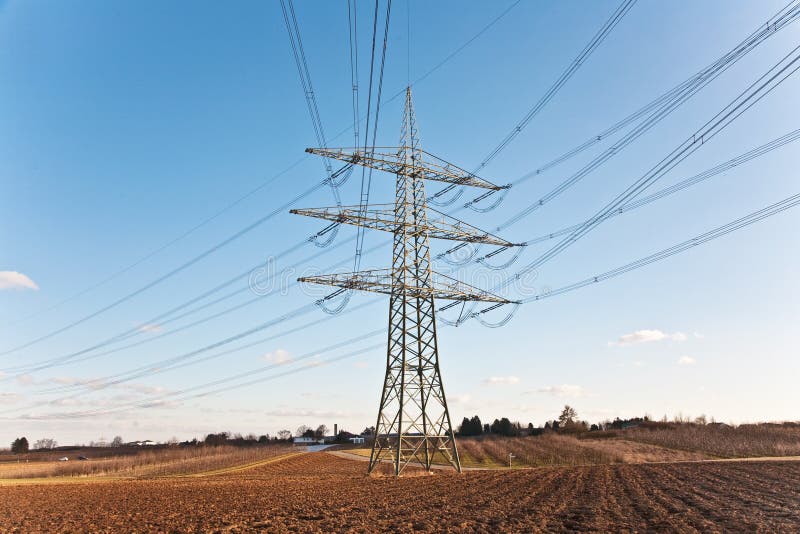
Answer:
1, 0, 798, 445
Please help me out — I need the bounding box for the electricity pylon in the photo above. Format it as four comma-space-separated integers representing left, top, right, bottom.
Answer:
292, 87, 519, 475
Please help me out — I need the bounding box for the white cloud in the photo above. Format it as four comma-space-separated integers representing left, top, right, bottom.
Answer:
16, 374, 35, 386
50, 376, 105, 389
448, 394, 472, 405
48, 398, 83, 407
262, 349, 292, 364
300, 392, 326, 400
51, 376, 94, 386
352, 361, 369, 369
140, 399, 181, 409
536, 384, 585, 398
694, 332, 705, 339
483, 376, 520, 385
263, 408, 355, 418
0, 271, 39, 291
304, 357, 325, 368
0, 392, 21, 404
50, 376, 163, 394
123, 383, 168, 395
609, 329, 688, 346
137, 324, 163, 334
677, 355, 696, 366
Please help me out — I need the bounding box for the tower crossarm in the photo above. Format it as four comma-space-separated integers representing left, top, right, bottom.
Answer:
305, 147, 505, 190
290, 203, 518, 247
299, 268, 514, 303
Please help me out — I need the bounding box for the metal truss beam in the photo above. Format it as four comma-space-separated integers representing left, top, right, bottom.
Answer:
299, 268, 513, 304
305, 147, 505, 190
290, 203, 517, 247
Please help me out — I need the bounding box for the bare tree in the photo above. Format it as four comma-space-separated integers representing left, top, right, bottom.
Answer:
296, 425, 311, 437
695, 414, 708, 425
33, 438, 57, 450
558, 405, 578, 426
277, 430, 292, 441
110, 436, 124, 447
314, 425, 329, 439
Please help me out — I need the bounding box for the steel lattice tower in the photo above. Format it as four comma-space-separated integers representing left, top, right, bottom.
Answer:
292, 88, 518, 475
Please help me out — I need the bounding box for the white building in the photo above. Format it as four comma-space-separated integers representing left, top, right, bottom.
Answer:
293, 436, 323, 445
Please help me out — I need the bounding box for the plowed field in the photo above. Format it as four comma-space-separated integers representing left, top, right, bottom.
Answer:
1, 453, 799, 532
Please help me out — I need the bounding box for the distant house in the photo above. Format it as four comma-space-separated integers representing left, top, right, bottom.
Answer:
293, 436, 322, 445
127, 440, 157, 447
349, 437, 365, 445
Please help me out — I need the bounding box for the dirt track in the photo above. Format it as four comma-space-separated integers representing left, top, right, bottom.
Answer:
1, 452, 799, 532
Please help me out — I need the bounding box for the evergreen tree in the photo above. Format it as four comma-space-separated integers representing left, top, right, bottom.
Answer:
490, 418, 501, 434
11, 437, 29, 454
470, 415, 483, 435
458, 417, 471, 436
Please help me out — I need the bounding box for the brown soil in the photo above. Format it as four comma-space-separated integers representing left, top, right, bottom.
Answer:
1, 452, 798, 532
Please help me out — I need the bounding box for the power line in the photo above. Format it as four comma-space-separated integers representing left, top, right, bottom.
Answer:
354, 0, 392, 274
2, 157, 308, 330
9, 335, 386, 420
2, 1, 520, 354
12, 5, 800, 422
469, 1, 800, 216
36, 301, 383, 396
0, 239, 310, 375
280, 0, 343, 208
18, 146, 800, 412
18, 122, 798, 386
440, 43, 800, 313
444, 128, 800, 270
347, 0, 360, 149
520, 128, 800, 247
440, 1, 800, 264
13, 94, 797, 391
18, 188, 800, 418
0, 301, 317, 415
0, 171, 342, 357
515, 1, 800, 183
18, 126, 775, 394
5, 237, 382, 379
519, 192, 800, 304
428, 0, 637, 207
387, 0, 522, 98
19, 300, 383, 410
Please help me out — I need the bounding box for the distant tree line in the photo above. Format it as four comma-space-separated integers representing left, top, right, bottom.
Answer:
457, 406, 647, 437
457, 416, 528, 437
455, 407, 738, 438
201, 432, 278, 447
294, 425, 328, 439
